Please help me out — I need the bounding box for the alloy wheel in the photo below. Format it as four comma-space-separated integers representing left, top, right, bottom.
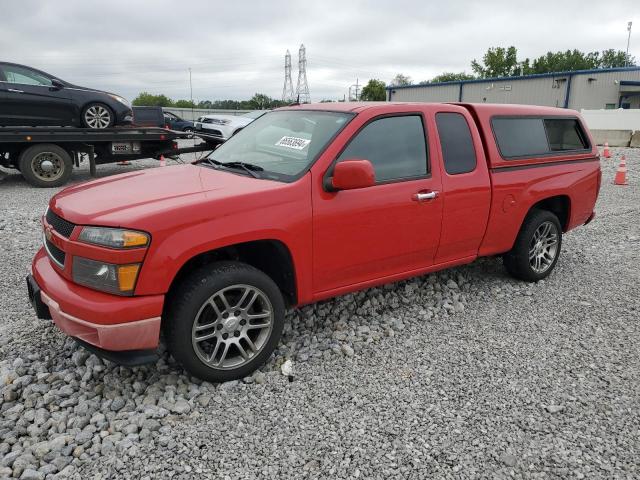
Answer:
191, 284, 274, 370
84, 105, 112, 129
528, 221, 559, 274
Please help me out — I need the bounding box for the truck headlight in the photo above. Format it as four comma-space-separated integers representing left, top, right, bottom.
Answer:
72, 257, 141, 295
78, 227, 149, 249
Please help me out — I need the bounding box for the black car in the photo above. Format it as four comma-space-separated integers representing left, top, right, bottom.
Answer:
0, 62, 133, 129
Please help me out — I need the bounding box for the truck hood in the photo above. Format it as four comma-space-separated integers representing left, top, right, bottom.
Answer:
50, 164, 283, 226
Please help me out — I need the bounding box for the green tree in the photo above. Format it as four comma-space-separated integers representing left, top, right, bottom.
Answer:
599, 49, 636, 68
390, 73, 412, 86
131, 92, 174, 107
248, 93, 271, 109
530, 49, 599, 74
425, 72, 475, 83
360, 79, 387, 101
174, 99, 196, 108
471, 46, 521, 78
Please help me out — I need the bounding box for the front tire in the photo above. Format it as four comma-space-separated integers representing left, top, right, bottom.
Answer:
503, 209, 562, 282
165, 261, 285, 382
82, 103, 114, 129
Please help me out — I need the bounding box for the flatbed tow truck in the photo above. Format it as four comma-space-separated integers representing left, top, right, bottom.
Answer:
0, 127, 222, 187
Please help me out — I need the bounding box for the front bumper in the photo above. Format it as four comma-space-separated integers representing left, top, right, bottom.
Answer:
29, 248, 163, 352
115, 107, 134, 126
195, 123, 229, 139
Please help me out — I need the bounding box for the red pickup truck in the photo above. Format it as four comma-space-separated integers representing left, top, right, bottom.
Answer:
27, 102, 601, 381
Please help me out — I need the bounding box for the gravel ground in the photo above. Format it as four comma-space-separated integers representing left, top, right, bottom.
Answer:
0, 147, 639, 479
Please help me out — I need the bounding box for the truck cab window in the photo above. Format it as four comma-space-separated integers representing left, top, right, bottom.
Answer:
436, 112, 477, 175
337, 115, 428, 183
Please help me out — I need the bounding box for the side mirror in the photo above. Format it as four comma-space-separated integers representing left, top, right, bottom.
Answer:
51, 79, 64, 89
330, 159, 375, 191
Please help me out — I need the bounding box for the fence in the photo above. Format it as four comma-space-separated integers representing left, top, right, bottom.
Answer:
580, 109, 640, 147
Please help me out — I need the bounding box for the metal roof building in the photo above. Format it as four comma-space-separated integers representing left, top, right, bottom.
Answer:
386, 66, 640, 110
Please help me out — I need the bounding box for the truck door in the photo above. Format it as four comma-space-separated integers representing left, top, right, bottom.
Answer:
432, 105, 491, 264
311, 109, 443, 294
0, 64, 73, 126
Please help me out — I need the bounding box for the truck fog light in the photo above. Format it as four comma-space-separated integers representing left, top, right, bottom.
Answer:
72, 257, 141, 295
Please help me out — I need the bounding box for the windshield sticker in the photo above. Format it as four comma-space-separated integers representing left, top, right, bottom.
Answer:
275, 136, 310, 150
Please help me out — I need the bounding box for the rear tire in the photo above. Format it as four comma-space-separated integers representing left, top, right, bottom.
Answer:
19, 144, 73, 188
503, 209, 562, 282
165, 261, 285, 382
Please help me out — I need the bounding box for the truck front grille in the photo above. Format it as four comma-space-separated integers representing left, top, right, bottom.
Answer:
46, 209, 75, 238
44, 237, 66, 267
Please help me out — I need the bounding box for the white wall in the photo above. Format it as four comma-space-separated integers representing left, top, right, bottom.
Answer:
580, 109, 640, 131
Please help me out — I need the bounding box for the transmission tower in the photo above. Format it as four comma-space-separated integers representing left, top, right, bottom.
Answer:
295, 44, 310, 103
281, 50, 294, 102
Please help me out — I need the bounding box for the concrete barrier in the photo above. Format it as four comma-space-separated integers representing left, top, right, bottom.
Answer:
631, 131, 640, 148
590, 129, 633, 147
581, 109, 640, 131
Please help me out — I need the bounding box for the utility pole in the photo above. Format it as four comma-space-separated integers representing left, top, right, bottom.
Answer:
627, 21, 633, 67
295, 44, 310, 103
282, 50, 294, 102
349, 78, 360, 101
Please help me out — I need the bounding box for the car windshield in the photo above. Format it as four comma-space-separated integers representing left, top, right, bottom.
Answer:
242, 110, 267, 119
208, 110, 353, 181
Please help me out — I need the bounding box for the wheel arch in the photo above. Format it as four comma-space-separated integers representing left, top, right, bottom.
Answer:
165, 239, 298, 310
526, 194, 571, 232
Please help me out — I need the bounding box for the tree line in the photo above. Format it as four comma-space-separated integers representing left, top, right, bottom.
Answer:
359, 46, 636, 101
132, 92, 291, 110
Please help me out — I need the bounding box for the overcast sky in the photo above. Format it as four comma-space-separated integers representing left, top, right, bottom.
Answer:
1, 0, 638, 102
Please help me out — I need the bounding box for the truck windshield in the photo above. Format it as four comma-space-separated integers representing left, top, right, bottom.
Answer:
208, 110, 353, 181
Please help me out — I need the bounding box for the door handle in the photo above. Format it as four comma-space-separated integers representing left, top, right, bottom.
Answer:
412, 191, 439, 202
8, 88, 24, 93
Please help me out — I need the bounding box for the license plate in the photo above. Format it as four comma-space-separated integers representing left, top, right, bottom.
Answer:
111, 142, 141, 154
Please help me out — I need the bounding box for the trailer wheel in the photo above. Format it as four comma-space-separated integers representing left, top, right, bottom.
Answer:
19, 144, 73, 188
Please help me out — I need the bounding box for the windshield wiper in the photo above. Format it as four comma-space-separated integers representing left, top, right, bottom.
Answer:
222, 161, 264, 178
199, 158, 263, 178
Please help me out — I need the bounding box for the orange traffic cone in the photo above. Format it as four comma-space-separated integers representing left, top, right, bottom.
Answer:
159, 155, 166, 167
603, 142, 611, 159
614, 155, 628, 185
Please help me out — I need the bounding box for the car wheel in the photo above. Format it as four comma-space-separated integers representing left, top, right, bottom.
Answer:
165, 261, 285, 382
183, 127, 194, 133
82, 103, 114, 129
19, 144, 73, 188
503, 209, 562, 282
